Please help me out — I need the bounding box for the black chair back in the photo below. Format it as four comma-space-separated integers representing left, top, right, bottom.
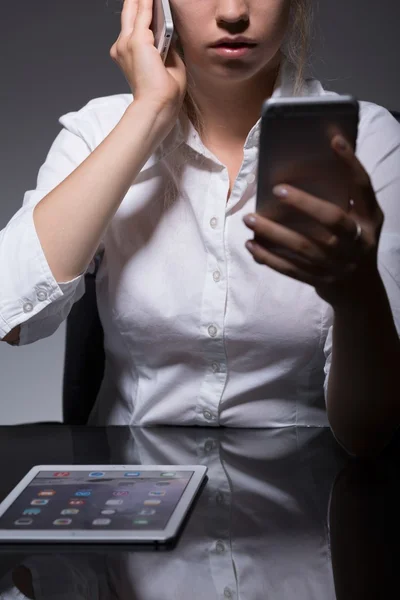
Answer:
62, 269, 105, 424
62, 109, 400, 424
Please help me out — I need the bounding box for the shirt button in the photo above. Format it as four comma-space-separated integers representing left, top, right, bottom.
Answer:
203, 409, 214, 421
224, 587, 233, 598
23, 302, 33, 313
216, 491, 224, 505
208, 325, 218, 338
211, 362, 220, 373
210, 217, 218, 229
216, 540, 226, 554
212, 270, 221, 282
246, 173, 256, 184
37, 290, 48, 302
204, 440, 216, 452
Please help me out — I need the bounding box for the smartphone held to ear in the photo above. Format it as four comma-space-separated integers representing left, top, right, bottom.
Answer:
150, 0, 174, 63
255, 95, 359, 244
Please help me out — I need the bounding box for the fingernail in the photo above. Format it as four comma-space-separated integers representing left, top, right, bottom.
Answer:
335, 136, 348, 151
244, 214, 257, 225
245, 240, 255, 250
273, 185, 288, 197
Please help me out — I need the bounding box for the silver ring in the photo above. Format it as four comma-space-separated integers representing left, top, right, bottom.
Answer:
353, 221, 362, 242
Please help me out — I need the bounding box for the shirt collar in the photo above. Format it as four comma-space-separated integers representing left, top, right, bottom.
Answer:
139, 58, 318, 172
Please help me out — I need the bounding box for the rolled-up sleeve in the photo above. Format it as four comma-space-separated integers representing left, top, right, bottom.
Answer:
323, 103, 400, 399
0, 110, 102, 345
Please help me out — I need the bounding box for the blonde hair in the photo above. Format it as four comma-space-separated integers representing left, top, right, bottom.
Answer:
162, 0, 314, 208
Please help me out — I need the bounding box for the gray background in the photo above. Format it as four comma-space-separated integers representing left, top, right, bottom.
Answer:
0, 0, 399, 424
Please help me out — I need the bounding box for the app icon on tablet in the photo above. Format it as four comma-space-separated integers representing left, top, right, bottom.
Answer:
38, 490, 56, 496
75, 490, 92, 497
101, 509, 116, 515
92, 519, 111, 526
106, 499, 123, 506
31, 499, 49, 506
69, 499, 85, 506
23, 508, 41, 516
124, 472, 141, 477
149, 491, 166, 497
89, 472, 105, 478
61, 509, 79, 515
53, 519, 72, 525
113, 491, 128, 497
155, 482, 170, 487
53, 472, 70, 477
144, 500, 161, 506
133, 519, 149, 525
160, 472, 175, 477
14, 518, 33, 526
138, 508, 156, 516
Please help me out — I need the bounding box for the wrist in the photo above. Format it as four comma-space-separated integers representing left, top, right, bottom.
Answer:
331, 270, 386, 317
124, 99, 178, 130
121, 100, 179, 159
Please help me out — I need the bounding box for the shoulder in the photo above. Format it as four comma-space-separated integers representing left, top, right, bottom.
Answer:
308, 79, 400, 169
356, 99, 400, 145
355, 100, 400, 174
57, 93, 134, 149
309, 80, 399, 134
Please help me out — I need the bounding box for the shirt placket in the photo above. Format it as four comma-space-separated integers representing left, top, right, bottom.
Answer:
197, 434, 238, 600
196, 167, 230, 425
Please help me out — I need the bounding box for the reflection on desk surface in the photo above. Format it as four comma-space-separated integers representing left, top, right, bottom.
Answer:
0, 424, 398, 599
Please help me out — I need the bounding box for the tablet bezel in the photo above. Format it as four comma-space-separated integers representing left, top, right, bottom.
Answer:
0, 465, 207, 543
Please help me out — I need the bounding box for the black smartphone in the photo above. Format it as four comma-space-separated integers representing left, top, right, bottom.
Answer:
255, 95, 359, 247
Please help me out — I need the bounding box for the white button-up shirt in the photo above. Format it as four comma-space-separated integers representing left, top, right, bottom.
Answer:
1, 60, 399, 427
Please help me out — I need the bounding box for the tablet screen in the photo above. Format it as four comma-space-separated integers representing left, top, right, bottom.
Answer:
0, 469, 194, 531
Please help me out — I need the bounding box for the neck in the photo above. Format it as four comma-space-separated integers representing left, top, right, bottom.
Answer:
186, 52, 282, 148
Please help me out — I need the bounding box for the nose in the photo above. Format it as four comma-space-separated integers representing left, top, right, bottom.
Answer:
215, 0, 249, 25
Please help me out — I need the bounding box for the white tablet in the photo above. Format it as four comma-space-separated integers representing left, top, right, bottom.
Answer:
0, 465, 207, 545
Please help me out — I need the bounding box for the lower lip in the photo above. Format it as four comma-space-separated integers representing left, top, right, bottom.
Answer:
211, 45, 255, 58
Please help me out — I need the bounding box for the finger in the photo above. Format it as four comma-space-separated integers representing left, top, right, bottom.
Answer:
269, 185, 359, 245
121, 0, 138, 36
331, 135, 377, 216
245, 240, 336, 287
133, 0, 154, 33
243, 213, 336, 266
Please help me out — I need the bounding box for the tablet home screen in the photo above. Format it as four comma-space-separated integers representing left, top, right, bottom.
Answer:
0, 470, 194, 530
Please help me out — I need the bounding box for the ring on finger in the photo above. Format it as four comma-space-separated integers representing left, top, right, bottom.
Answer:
353, 220, 362, 242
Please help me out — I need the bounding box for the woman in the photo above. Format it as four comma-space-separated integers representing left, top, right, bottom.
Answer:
0, 0, 399, 456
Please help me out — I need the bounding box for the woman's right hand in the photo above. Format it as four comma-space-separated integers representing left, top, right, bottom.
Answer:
110, 0, 187, 116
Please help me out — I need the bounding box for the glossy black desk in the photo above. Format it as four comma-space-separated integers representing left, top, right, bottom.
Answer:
0, 425, 398, 599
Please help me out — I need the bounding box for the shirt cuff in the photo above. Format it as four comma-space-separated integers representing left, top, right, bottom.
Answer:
0, 205, 84, 339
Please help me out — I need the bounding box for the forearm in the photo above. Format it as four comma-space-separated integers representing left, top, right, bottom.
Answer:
33, 101, 174, 283
326, 272, 400, 456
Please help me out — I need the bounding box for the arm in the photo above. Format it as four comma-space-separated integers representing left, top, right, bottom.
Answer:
327, 272, 400, 456
326, 109, 400, 456
242, 106, 400, 456
32, 100, 175, 284
0, 100, 175, 345
2, 326, 20, 345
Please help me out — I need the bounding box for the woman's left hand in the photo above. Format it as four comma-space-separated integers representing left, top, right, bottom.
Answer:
243, 135, 385, 307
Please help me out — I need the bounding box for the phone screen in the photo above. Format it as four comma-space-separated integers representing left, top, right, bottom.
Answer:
0, 470, 193, 531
